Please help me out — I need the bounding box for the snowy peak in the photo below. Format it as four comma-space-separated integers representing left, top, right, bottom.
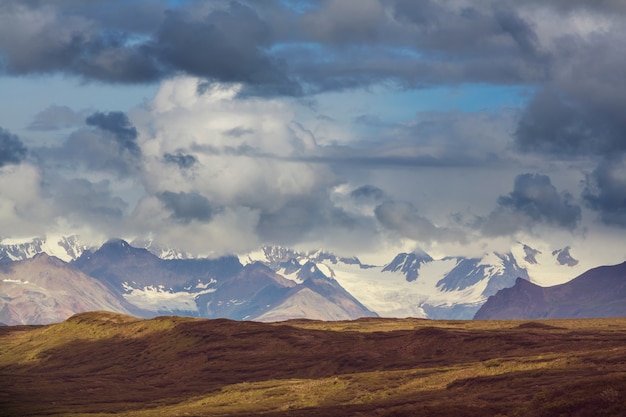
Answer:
0, 237, 45, 263
131, 237, 194, 260
244, 245, 373, 281
0, 235, 94, 263
435, 252, 528, 296
296, 261, 330, 282
382, 251, 434, 282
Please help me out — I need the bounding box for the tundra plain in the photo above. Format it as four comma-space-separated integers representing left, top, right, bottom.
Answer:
1, 312, 625, 416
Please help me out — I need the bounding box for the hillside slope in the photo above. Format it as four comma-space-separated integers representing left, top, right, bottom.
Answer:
1, 312, 625, 416
0, 254, 132, 325
475, 262, 626, 319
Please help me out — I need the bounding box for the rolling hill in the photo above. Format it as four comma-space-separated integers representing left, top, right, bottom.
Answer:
0, 312, 625, 416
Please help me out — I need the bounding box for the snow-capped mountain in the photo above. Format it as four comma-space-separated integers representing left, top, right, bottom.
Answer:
243, 245, 534, 319
0, 236, 94, 263
1, 235, 595, 322
381, 251, 433, 282
130, 237, 194, 260
70, 239, 374, 321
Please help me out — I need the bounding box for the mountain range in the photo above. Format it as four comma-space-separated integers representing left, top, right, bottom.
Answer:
0, 239, 375, 325
0, 235, 622, 324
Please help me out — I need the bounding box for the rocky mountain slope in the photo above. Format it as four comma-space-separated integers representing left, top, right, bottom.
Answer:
0, 253, 133, 325
70, 239, 375, 321
474, 261, 626, 319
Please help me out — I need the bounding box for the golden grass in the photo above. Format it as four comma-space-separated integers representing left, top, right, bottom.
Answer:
1, 312, 626, 417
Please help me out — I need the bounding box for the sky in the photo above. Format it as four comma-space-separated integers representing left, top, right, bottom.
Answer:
0, 0, 625, 271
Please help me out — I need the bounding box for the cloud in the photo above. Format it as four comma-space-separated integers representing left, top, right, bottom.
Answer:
1, 0, 624, 264
350, 185, 385, 201
223, 126, 255, 138
522, 244, 541, 265
481, 173, 581, 235
0, 127, 27, 167
515, 89, 626, 157
552, 246, 579, 267
163, 152, 198, 169
28, 105, 87, 131
0, 1, 162, 83
0, 1, 302, 93
85, 111, 140, 157
0, 0, 609, 95
582, 157, 626, 227
374, 200, 465, 244
157, 191, 215, 224
0, 164, 50, 238
45, 177, 127, 225
156, 3, 300, 96
33, 113, 140, 178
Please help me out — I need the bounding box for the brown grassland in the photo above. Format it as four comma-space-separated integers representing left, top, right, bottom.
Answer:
1, 311, 625, 416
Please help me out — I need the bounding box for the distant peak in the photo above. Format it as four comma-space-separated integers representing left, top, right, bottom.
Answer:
514, 277, 536, 288
30, 252, 66, 266
104, 238, 130, 248
93, 239, 153, 260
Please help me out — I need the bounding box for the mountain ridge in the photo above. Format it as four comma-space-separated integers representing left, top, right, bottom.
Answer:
1, 236, 620, 323
474, 261, 626, 319
0, 253, 134, 325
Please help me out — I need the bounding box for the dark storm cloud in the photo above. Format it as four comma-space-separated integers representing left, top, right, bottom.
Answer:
33, 111, 141, 177
157, 191, 215, 223
0, 1, 162, 83
497, 174, 581, 228
28, 105, 86, 131
0, 1, 298, 91
163, 152, 198, 169
0, 0, 567, 94
482, 173, 581, 235
350, 185, 385, 201
522, 244, 541, 265
2, 0, 623, 105
552, 246, 579, 267
391, 0, 540, 57
582, 159, 626, 227
0, 127, 27, 167
85, 111, 140, 157
156, 3, 299, 95
515, 89, 626, 157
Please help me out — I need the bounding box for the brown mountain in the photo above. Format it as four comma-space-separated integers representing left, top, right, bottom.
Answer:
73, 240, 375, 321
0, 254, 133, 325
1, 312, 625, 416
72, 238, 243, 294
474, 261, 626, 320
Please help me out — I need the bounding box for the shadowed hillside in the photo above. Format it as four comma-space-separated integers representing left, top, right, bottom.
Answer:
475, 261, 626, 320
1, 312, 625, 416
